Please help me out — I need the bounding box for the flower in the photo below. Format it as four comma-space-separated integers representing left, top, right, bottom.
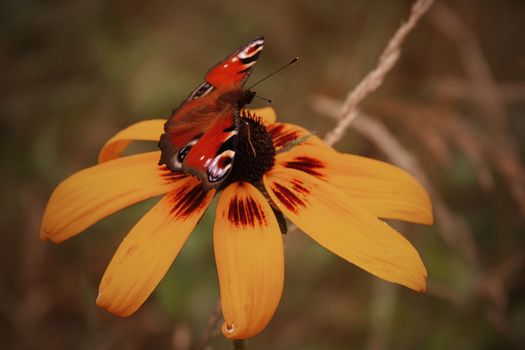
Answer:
41, 107, 433, 339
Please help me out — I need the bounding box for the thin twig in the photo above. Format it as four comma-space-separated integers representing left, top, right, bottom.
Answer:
324, 0, 434, 146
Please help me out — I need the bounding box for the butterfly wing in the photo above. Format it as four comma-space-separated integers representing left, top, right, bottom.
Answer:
158, 37, 264, 189
205, 36, 264, 88
181, 112, 239, 187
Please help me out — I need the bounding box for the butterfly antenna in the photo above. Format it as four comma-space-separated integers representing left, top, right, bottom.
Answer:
247, 57, 299, 90
254, 94, 273, 104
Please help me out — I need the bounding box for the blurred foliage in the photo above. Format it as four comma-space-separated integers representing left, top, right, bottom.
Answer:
2, 0, 525, 349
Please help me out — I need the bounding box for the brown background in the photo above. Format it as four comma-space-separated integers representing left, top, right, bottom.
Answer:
2, 0, 524, 349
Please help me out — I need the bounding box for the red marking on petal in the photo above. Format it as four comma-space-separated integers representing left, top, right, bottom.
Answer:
283, 156, 326, 179
248, 197, 264, 226
227, 195, 268, 228
290, 178, 310, 194
169, 184, 209, 220
160, 165, 186, 183
271, 183, 306, 214
268, 125, 301, 148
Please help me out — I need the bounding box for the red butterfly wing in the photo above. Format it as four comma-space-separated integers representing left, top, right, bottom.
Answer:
205, 36, 264, 88
158, 37, 264, 189
182, 114, 238, 184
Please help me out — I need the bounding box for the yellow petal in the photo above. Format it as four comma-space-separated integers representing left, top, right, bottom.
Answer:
248, 107, 277, 125
97, 177, 214, 317
264, 166, 427, 291
98, 119, 166, 163
41, 151, 183, 243
276, 143, 433, 225
214, 182, 284, 339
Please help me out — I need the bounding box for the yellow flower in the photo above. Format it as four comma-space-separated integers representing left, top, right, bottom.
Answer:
41, 107, 433, 339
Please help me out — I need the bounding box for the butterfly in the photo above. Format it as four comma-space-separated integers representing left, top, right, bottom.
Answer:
158, 36, 264, 189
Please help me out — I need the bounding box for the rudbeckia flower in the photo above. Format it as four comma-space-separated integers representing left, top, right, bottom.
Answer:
41, 107, 432, 339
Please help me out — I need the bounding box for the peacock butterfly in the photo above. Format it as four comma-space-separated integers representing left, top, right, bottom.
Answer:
158, 37, 264, 189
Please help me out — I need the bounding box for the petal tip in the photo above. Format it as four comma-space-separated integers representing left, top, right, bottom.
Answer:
39, 228, 49, 242
97, 153, 108, 164
39, 226, 62, 243
406, 269, 427, 292
414, 279, 427, 292
221, 322, 238, 339
426, 211, 435, 226
96, 293, 134, 318
417, 184, 435, 225
397, 276, 427, 293
420, 195, 435, 225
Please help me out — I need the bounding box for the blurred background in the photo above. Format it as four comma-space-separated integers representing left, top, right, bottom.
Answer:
2, 0, 524, 349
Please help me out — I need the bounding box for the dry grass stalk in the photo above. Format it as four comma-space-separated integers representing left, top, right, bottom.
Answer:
324, 0, 434, 146
429, 3, 507, 130
314, 95, 479, 264
429, 3, 525, 218
430, 79, 525, 103
370, 100, 495, 191
196, 300, 222, 350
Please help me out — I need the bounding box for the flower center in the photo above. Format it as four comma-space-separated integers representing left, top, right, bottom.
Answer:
221, 114, 275, 188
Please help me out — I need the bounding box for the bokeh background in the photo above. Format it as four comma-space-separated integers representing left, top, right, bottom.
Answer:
2, 0, 525, 349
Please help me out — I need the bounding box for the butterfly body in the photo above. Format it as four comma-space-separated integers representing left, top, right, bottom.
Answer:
158, 37, 264, 189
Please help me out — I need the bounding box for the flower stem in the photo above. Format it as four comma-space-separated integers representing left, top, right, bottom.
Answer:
233, 339, 246, 350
